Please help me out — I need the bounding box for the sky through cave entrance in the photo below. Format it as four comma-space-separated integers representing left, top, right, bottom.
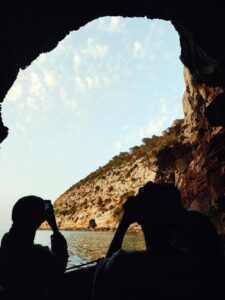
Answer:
0, 17, 184, 228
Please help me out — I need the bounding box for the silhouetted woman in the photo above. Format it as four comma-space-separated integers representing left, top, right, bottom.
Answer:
92, 182, 223, 300
0, 196, 68, 300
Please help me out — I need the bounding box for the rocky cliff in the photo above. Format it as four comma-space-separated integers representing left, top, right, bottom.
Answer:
177, 68, 225, 233
47, 118, 191, 231
50, 120, 187, 231
43, 67, 225, 233
53, 154, 156, 231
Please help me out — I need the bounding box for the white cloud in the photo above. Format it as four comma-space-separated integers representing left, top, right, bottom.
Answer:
122, 124, 128, 130
134, 41, 142, 53
73, 54, 82, 69
146, 117, 166, 136
98, 17, 124, 33
43, 71, 56, 88
102, 75, 111, 88
7, 83, 23, 102
30, 72, 45, 98
159, 96, 169, 115
163, 50, 177, 61
114, 115, 168, 153
18, 102, 25, 111
60, 89, 77, 110
159, 95, 183, 117
82, 38, 108, 59
110, 17, 122, 32
25, 114, 33, 124
54, 39, 68, 54
115, 141, 122, 150
133, 41, 146, 58
15, 123, 26, 134
26, 71, 55, 112
86, 74, 100, 89
148, 21, 164, 37
114, 131, 140, 151
74, 71, 111, 93
38, 53, 47, 64
74, 76, 86, 92
27, 96, 39, 111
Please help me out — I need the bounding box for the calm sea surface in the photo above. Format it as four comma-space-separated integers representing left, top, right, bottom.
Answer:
0, 229, 145, 268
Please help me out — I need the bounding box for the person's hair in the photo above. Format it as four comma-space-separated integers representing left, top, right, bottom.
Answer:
137, 181, 182, 225
12, 195, 45, 228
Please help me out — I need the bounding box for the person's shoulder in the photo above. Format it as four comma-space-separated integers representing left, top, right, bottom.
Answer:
103, 250, 146, 274
188, 210, 218, 238
188, 210, 212, 225
0, 232, 13, 249
101, 250, 127, 268
1, 233, 9, 244
110, 249, 144, 263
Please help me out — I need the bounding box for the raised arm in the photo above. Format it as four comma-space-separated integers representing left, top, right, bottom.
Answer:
106, 214, 131, 258
45, 202, 59, 234
46, 204, 69, 272
106, 196, 138, 258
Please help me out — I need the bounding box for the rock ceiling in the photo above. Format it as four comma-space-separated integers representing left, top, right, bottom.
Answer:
1, 1, 225, 143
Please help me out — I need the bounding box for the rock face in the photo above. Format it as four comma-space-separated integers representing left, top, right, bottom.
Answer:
176, 68, 225, 233
51, 118, 190, 230
49, 67, 225, 232
177, 68, 225, 214
53, 157, 156, 230
1, 3, 225, 231
49, 115, 191, 230
2, 2, 225, 141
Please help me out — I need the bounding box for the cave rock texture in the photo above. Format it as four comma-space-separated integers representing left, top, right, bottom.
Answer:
1, 1, 225, 141
1, 1, 225, 223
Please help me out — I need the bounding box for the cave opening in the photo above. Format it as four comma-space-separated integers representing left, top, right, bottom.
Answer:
0, 17, 185, 264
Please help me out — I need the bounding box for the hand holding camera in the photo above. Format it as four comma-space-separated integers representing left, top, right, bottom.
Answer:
44, 200, 59, 234
122, 196, 140, 226
106, 195, 140, 258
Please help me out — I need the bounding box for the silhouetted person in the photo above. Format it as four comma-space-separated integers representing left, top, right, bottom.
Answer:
0, 196, 68, 300
92, 182, 223, 300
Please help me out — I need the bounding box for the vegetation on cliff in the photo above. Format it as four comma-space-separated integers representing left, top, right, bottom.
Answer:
49, 118, 192, 231
40, 67, 225, 234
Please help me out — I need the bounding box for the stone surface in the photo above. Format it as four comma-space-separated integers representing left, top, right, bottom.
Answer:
2, 2, 225, 141
50, 68, 225, 232
178, 68, 225, 219
2, 2, 225, 231
49, 156, 156, 231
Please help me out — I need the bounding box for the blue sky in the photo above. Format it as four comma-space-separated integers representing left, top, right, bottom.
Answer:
0, 17, 185, 228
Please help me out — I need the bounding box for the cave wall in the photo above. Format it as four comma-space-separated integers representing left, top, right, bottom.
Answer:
177, 68, 225, 215
1, 1, 225, 227
1, 1, 225, 142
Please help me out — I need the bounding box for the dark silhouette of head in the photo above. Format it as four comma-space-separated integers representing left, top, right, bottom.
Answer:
136, 181, 183, 249
12, 195, 45, 230
137, 181, 181, 219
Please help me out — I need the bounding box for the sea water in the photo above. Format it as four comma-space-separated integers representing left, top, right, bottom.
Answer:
0, 229, 145, 267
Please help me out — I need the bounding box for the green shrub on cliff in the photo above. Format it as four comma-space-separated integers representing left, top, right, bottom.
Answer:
56, 118, 192, 216
156, 141, 192, 172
